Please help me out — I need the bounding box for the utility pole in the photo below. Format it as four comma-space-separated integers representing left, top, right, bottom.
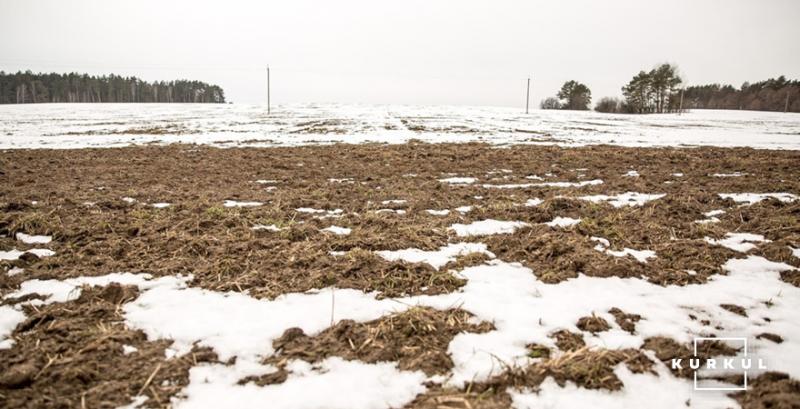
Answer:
678, 88, 684, 115
525, 77, 531, 114
785, 91, 790, 113
267, 66, 271, 115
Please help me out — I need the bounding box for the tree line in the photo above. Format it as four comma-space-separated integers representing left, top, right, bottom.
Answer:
0, 71, 225, 104
541, 64, 798, 114
682, 76, 799, 112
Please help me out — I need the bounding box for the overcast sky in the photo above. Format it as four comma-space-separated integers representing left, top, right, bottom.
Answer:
1, 0, 798, 107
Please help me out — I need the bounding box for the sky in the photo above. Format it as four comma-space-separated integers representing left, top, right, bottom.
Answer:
1, 0, 799, 107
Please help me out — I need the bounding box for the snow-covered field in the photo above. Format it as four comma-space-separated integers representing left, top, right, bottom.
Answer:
1, 103, 799, 149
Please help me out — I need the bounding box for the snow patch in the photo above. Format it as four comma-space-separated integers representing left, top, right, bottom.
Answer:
251, 224, 283, 232
449, 220, 529, 237
296, 208, 343, 216
454, 206, 473, 214
375, 209, 406, 215
591, 237, 655, 263
174, 357, 426, 409
545, 217, 581, 228
579, 192, 665, 208
0, 305, 26, 349
376, 243, 494, 270
122, 345, 139, 355
0, 248, 55, 261
116, 395, 148, 409
438, 177, 476, 185
711, 172, 747, 177
704, 233, 770, 253
6, 273, 188, 306
719, 193, 798, 205
224, 200, 262, 208
321, 226, 351, 236
15, 232, 52, 244
525, 198, 543, 207
482, 179, 603, 189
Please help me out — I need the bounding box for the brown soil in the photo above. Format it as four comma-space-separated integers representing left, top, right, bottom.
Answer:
576, 314, 611, 333
731, 372, 800, 409
482, 347, 655, 392
252, 307, 494, 380
642, 336, 740, 378
608, 307, 642, 333
550, 329, 586, 352
720, 303, 748, 317
0, 284, 219, 408
1, 142, 799, 407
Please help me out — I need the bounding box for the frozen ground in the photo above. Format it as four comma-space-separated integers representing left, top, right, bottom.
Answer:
1, 103, 799, 149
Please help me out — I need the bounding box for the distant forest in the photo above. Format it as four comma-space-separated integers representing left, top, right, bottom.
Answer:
0, 71, 225, 104
683, 76, 799, 112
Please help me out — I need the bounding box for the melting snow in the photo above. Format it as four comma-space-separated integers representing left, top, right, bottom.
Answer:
152, 203, 171, 208
122, 345, 139, 355
711, 172, 747, 177
3, 253, 798, 404
438, 177, 476, 185
695, 209, 725, 224
482, 180, 603, 189
591, 237, 655, 263
0, 248, 55, 260
579, 192, 665, 208
606, 248, 656, 263
525, 198, 543, 207
0, 305, 26, 349
7, 267, 24, 276
15, 232, 52, 244
174, 357, 427, 409
224, 200, 262, 208
449, 220, 529, 237
321, 226, 351, 236
704, 233, 770, 253
252, 224, 283, 232
296, 208, 344, 218
454, 206, 473, 214
719, 193, 799, 205
5, 273, 187, 306
375, 209, 406, 215
623, 170, 640, 177
426, 209, 450, 216
545, 217, 581, 228
376, 243, 494, 270
116, 395, 149, 409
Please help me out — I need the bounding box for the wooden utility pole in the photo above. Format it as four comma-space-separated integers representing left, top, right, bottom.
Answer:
525, 77, 531, 114
785, 91, 790, 113
267, 66, 271, 115
678, 88, 684, 115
